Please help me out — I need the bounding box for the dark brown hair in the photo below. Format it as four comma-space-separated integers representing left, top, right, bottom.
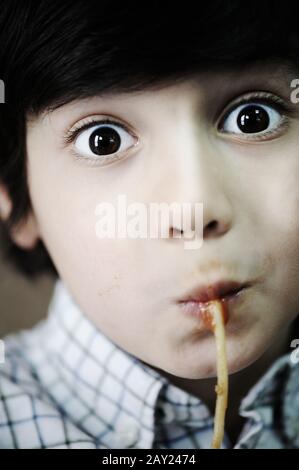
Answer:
1, 0, 299, 277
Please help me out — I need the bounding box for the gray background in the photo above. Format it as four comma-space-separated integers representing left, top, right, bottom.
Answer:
0, 236, 54, 337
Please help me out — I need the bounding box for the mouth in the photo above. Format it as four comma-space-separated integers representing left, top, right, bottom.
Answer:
178, 280, 251, 303
177, 280, 251, 321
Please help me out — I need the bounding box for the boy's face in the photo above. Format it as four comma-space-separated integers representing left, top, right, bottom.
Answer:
25, 66, 299, 378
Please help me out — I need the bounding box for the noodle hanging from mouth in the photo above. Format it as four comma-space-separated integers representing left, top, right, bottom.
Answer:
202, 299, 228, 449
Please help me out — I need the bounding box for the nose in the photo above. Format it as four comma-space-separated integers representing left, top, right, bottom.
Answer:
201, 171, 233, 240
165, 139, 233, 242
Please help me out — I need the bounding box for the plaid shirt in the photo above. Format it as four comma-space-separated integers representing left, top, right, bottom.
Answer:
0, 279, 298, 449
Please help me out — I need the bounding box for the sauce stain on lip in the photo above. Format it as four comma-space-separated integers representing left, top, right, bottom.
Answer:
178, 287, 248, 331
180, 280, 249, 304
201, 299, 229, 330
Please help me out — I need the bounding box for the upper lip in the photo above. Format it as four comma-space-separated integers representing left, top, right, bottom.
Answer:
178, 280, 251, 304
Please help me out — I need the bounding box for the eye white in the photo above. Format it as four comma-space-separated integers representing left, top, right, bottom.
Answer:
222, 102, 281, 135
74, 122, 137, 158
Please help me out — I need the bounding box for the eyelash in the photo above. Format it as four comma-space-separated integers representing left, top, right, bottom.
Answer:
63, 91, 295, 166
217, 91, 294, 141
63, 117, 137, 166
64, 117, 131, 145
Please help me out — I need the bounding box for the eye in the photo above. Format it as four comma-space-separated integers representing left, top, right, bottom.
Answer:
218, 97, 289, 141
69, 119, 139, 163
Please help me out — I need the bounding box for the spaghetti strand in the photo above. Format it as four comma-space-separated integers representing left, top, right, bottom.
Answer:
203, 300, 229, 449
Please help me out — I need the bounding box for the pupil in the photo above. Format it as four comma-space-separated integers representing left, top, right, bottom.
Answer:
237, 105, 269, 133
89, 126, 121, 155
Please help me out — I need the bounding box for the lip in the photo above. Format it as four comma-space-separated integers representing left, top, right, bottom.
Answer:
178, 280, 251, 304
177, 280, 251, 325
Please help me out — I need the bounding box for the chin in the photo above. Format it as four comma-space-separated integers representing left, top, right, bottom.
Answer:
161, 337, 267, 380
226, 338, 268, 376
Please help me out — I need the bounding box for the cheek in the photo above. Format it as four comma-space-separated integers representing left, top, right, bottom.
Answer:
263, 167, 299, 256
28, 152, 147, 331
242, 142, 299, 257
27, 150, 108, 284
260, 171, 299, 315
232, 143, 299, 320
26, 136, 152, 335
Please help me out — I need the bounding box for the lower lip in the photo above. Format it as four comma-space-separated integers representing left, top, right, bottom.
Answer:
178, 288, 247, 321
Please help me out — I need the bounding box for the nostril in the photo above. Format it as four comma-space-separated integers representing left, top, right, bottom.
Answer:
204, 220, 218, 236
169, 227, 184, 238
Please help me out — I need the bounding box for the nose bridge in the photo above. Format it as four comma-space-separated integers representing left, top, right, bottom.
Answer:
175, 125, 226, 204
165, 122, 234, 237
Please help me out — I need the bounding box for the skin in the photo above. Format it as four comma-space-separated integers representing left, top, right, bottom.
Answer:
1, 65, 299, 441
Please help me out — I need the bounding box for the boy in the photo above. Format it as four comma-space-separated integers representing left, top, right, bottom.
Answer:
0, 0, 299, 449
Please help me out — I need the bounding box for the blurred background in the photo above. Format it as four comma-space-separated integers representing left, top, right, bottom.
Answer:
0, 234, 54, 337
